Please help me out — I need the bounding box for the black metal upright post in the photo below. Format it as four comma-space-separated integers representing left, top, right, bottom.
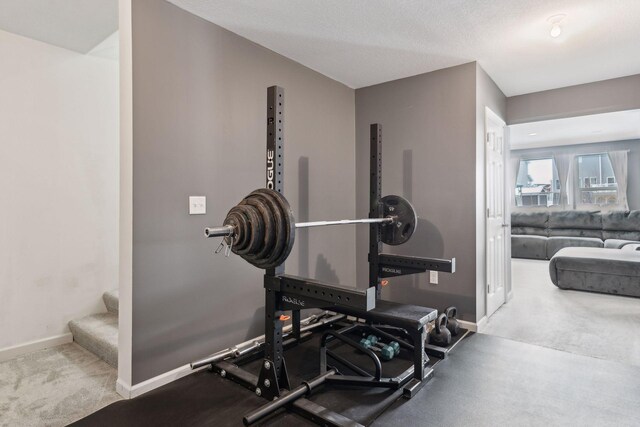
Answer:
261, 86, 289, 399
369, 124, 383, 297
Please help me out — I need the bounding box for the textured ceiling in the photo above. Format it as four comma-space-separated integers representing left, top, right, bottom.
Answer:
168, 0, 640, 95
510, 110, 640, 149
0, 0, 118, 53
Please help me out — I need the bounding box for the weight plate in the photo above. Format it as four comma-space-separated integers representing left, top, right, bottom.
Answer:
246, 191, 285, 268
224, 208, 249, 253
224, 211, 247, 251
241, 196, 275, 262
231, 204, 263, 256
251, 188, 295, 269
380, 195, 417, 245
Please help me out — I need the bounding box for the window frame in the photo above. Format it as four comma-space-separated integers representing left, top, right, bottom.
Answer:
514, 156, 560, 208
576, 152, 618, 207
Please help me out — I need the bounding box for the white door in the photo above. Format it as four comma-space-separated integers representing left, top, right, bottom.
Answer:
485, 107, 508, 317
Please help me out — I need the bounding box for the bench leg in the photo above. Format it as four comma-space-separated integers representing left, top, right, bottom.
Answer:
401, 326, 430, 399
410, 327, 426, 381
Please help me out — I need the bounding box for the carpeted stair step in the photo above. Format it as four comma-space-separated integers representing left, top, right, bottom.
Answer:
68, 313, 118, 367
103, 289, 119, 314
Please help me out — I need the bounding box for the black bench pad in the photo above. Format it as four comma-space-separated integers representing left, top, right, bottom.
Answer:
333, 300, 438, 330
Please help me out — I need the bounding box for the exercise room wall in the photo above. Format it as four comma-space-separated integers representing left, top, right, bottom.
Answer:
130, 0, 356, 384
355, 62, 479, 321
0, 30, 119, 350
507, 73, 640, 124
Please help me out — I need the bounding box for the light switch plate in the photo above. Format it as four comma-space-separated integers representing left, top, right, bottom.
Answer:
189, 196, 206, 215
429, 270, 438, 284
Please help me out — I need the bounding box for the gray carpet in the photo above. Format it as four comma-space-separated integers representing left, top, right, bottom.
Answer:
375, 333, 640, 427
0, 343, 121, 427
102, 290, 119, 314
68, 313, 118, 367
483, 259, 640, 366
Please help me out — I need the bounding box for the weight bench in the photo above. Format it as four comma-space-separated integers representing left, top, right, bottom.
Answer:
324, 300, 438, 396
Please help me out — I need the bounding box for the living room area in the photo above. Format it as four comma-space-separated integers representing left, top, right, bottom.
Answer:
483, 107, 640, 367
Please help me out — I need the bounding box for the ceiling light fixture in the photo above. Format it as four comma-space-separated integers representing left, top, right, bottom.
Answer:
528, 132, 538, 136
547, 14, 566, 38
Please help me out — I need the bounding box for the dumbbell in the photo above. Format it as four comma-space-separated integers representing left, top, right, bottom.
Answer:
362, 335, 400, 356
359, 336, 400, 361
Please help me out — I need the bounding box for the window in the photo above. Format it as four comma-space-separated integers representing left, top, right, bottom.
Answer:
515, 158, 560, 207
577, 153, 618, 206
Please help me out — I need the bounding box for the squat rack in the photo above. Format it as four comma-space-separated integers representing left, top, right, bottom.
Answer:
195, 86, 455, 426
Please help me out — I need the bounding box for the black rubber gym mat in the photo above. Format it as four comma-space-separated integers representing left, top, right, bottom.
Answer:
375, 333, 640, 426
69, 330, 422, 426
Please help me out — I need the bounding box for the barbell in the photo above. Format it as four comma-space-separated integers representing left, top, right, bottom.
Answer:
205, 188, 417, 269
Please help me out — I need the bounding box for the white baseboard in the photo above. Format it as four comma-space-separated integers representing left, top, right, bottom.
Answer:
476, 316, 488, 332
458, 316, 487, 333
0, 333, 73, 363
117, 363, 207, 399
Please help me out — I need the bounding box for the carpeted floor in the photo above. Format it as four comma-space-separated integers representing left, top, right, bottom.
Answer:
0, 343, 121, 427
483, 258, 640, 366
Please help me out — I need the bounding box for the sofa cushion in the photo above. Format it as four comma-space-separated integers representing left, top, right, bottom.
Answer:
511, 212, 548, 229
604, 239, 640, 249
546, 236, 603, 259
511, 226, 548, 237
602, 230, 640, 242
548, 211, 602, 230
548, 228, 602, 238
512, 235, 547, 260
549, 247, 640, 297
602, 210, 640, 232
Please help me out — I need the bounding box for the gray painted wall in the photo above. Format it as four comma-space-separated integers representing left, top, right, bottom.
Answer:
355, 63, 479, 321
507, 74, 640, 125
512, 139, 640, 211
131, 0, 356, 383
475, 64, 507, 320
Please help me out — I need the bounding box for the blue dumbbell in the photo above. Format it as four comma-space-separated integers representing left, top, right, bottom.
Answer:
359, 336, 395, 361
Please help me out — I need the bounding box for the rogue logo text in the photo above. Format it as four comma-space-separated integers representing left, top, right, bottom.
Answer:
266, 149, 275, 189
282, 295, 305, 307
381, 267, 402, 274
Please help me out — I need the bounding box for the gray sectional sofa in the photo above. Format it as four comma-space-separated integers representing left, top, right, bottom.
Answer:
549, 246, 640, 298
511, 210, 640, 260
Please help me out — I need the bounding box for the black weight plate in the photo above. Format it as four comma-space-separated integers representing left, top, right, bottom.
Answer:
380, 195, 417, 245
224, 211, 247, 250
224, 208, 250, 253
242, 195, 275, 262
246, 189, 289, 269
231, 204, 263, 256
250, 188, 295, 269
246, 192, 285, 268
